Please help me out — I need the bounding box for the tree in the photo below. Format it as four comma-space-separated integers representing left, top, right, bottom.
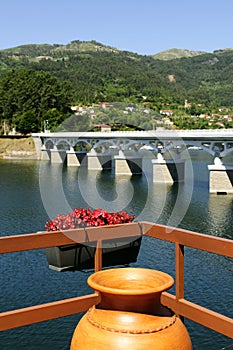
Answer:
0, 68, 74, 132
15, 110, 38, 134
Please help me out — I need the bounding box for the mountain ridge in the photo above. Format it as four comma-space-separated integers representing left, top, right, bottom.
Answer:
1, 40, 231, 60
152, 48, 208, 60
1, 39, 233, 110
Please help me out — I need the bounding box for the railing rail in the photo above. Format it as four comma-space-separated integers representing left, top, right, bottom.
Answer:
0, 222, 233, 339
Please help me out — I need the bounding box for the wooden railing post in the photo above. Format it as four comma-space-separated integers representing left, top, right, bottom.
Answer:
175, 243, 185, 321
94, 240, 102, 272
175, 243, 185, 299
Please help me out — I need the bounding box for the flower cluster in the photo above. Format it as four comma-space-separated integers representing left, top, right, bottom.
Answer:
45, 208, 135, 232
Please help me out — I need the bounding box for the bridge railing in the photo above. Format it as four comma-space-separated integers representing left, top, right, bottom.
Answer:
33, 128, 233, 138
0, 222, 232, 339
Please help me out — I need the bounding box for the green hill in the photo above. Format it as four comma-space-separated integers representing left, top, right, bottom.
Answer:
2, 40, 122, 57
152, 48, 207, 60
1, 40, 233, 132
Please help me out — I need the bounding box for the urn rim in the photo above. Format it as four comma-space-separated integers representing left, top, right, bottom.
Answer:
87, 267, 174, 295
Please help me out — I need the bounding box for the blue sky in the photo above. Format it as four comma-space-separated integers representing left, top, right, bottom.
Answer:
1, 0, 233, 55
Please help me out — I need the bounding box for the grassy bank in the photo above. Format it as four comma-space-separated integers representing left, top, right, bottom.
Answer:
0, 137, 37, 159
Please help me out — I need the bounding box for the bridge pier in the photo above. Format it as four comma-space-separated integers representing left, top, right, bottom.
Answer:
87, 150, 112, 170
152, 154, 185, 183
208, 158, 233, 194
114, 151, 142, 175
41, 148, 51, 161
50, 147, 67, 164
66, 150, 87, 167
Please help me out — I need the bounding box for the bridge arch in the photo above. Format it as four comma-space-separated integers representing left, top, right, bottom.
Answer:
56, 140, 71, 150
200, 141, 233, 158
92, 139, 120, 153
73, 140, 92, 152
44, 139, 54, 150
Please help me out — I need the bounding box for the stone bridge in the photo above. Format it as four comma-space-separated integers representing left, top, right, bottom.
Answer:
32, 129, 233, 194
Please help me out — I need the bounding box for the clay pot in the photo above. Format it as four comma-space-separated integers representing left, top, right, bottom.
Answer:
70, 268, 192, 349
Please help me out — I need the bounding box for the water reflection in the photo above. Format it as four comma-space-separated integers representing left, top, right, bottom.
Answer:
207, 195, 233, 240
77, 168, 135, 212
39, 162, 73, 219
76, 168, 177, 226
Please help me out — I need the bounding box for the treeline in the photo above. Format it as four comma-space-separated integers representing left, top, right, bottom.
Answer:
0, 69, 73, 134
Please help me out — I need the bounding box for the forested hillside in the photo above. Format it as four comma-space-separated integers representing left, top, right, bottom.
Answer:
1, 40, 233, 133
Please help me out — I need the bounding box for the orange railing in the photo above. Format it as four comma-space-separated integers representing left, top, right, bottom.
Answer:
0, 222, 233, 339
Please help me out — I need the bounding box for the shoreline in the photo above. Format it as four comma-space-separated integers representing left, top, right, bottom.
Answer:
0, 136, 37, 159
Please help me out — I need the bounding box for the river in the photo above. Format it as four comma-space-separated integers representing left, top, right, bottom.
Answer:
0, 152, 232, 349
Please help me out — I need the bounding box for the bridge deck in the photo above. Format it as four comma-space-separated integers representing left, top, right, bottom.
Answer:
33, 129, 233, 141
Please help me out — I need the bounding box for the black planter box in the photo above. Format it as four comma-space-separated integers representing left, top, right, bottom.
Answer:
45, 236, 142, 272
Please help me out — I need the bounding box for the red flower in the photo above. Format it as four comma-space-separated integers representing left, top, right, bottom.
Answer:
45, 208, 135, 232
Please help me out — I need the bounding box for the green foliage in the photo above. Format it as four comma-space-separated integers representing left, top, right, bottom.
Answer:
0, 68, 74, 132
15, 110, 38, 134
43, 108, 69, 132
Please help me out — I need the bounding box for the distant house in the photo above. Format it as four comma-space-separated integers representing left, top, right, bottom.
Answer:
71, 105, 79, 112
216, 122, 225, 128
71, 105, 88, 113
101, 102, 112, 108
92, 102, 113, 109
162, 117, 173, 126
223, 115, 232, 122
93, 124, 111, 132
160, 109, 173, 117
184, 99, 192, 108
92, 104, 102, 108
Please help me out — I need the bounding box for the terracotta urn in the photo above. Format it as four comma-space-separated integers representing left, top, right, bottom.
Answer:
70, 267, 192, 349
